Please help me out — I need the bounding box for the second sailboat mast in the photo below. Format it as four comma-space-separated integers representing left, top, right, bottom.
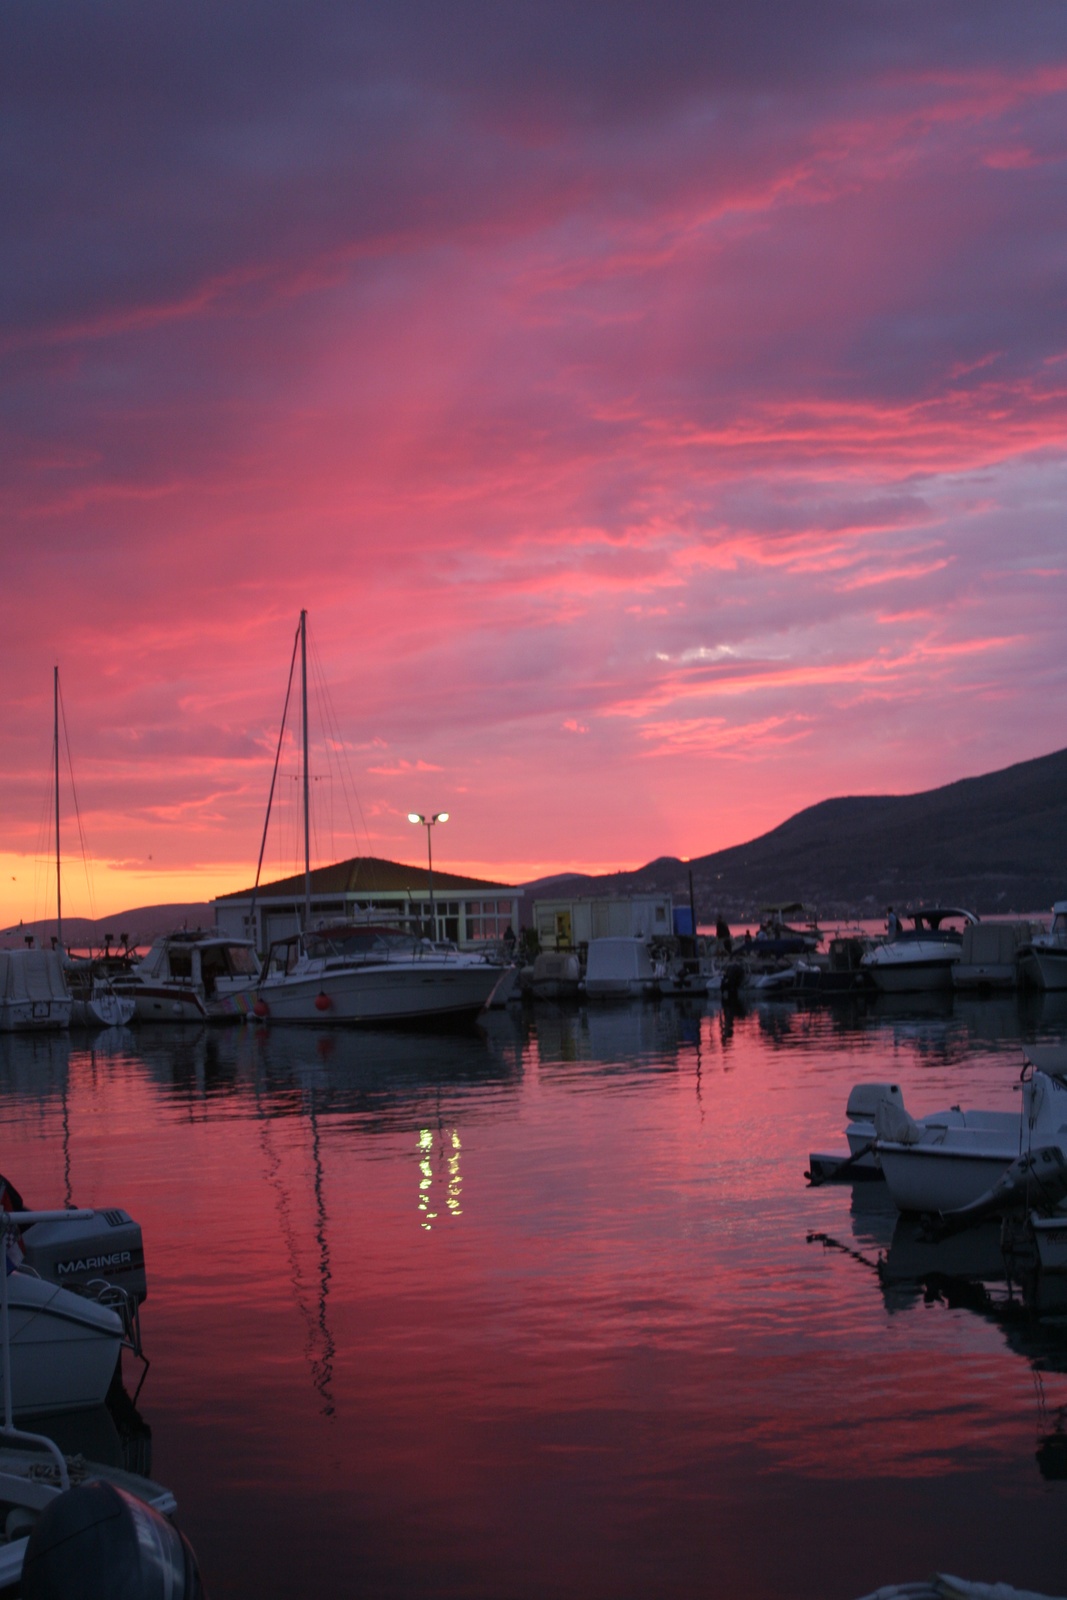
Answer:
301, 609, 311, 928
54, 666, 62, 949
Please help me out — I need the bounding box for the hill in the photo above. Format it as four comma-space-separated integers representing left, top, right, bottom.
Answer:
524, 747, 1067, 922
0, 903, 213, 951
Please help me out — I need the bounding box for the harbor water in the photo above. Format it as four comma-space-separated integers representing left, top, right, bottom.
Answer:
5, 993, 1067, 1598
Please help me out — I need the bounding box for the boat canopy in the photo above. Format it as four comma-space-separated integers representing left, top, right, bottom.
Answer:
0, 949, 69, 1002
900, 906, 980, 929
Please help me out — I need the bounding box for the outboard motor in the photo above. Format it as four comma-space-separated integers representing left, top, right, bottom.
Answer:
20, 1210, 147, 1305
22, 1481, 205, 1600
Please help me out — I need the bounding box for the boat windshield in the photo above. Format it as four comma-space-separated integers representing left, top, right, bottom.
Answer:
227, 945, 260, 976
1052, 913, 1067, 936
305, 929, 418, 960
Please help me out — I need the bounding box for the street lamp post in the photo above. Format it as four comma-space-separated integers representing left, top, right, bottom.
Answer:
408, 812, 449, 940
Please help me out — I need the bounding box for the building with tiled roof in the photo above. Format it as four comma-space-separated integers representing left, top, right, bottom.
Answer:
213, 856, 519, 952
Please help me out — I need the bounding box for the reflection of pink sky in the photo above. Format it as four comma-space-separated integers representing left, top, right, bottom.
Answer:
27, 1015, 1064, 1597
3, 26, 1067, 922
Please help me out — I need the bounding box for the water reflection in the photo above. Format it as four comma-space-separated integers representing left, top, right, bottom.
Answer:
0, 997, 1065, 1598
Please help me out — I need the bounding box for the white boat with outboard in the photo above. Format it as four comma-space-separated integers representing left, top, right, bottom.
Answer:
256, 924, 501, 1026
584, 937, 658, 999
860, 906, 979, 993
114, 930, 260, 1021
0, 1206, 127, 1418
1, 1271, 124, 1417
0, 949, 72, 1033
1018, 902, 1067, 991
807, 1082, 906, 1183
525, 951, 582, 1000
0, 1205, 198, 1598
874, 1046, 1067, 1214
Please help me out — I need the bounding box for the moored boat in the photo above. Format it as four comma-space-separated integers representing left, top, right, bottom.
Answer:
860, 906, 978, 993
953, 918, 1042, 991
256, 924, 500, 1026
65, 956, 137, 1027
874, 1045, 1067, 1214
584, 937, 657, 999
113, 931, 260, 1021
526, 951, 582, 1000
1017, 902, 1067, 991
0, 949, 72, 1033
807, 1081, 904, 1182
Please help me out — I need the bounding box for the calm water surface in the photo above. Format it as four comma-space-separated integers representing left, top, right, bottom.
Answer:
5, 993, 1067, 1599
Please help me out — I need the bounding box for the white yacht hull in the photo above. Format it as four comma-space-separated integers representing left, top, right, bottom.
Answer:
863, 955, 959, 993
584, 979, 654, 999
1019, 946, 1067, 991
70, 991, 137, 1028
3, 1275, 123, 1416
259, 962, 499, 1025
877, 1144, 1017, 1213
1031, 1215, 1067, 1274
0, 999, 72, 1033
116, 980, 257, 1023
485, 966, 520, 1008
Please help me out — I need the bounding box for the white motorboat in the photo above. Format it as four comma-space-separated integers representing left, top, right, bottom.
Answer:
741, 964, 797, 997
874, 1046, 1067, 1214
256, 924, 501, 1026
584, 937, 658, 999
952, 918, 1042, 991
0, 1207, 125, 1417
808, 1081, 906, 1182
526, 951, 582, 1000
656, 960, 710, 998
1018, 902, 1067, 991
65, 958, 137, 1028
0, 1206, 193, 1596
860, 906, 979, 993
0, 949, 72, 1033
114, 930, 260, 1021
3, 1272, 123, 1415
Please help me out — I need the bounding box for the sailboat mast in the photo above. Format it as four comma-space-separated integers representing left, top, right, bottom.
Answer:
54, 666, 62, 949
301, 609, 311, 928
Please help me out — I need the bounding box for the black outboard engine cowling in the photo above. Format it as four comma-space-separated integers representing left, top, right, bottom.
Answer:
20, 1210, 147, 1305
22, 1481, 205, 1600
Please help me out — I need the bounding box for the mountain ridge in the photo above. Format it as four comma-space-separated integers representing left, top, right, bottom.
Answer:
4, 745, 1064, 943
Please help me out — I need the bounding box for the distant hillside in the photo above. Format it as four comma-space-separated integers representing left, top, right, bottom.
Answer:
4, 748, 1064, 945
0, 903, 213, 951
523, 747, 1067, 922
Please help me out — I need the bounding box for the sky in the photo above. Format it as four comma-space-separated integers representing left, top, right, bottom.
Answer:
2, 1, 1067, 923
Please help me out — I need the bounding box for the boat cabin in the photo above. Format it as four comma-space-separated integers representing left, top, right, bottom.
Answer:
137, 933, 260, 998
886, 906, 979, 942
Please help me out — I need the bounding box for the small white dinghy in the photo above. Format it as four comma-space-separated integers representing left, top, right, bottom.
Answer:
2, 1213, 125, 1417
0, 1210, 202, 1597
808, 1083, 906, 1183
874, 1046, 1067, 1215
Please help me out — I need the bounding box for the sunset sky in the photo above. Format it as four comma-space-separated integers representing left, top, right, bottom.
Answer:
3, 1, 1066, 924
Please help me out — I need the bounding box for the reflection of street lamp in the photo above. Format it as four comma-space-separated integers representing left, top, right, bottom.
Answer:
408, 812, 449, 938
